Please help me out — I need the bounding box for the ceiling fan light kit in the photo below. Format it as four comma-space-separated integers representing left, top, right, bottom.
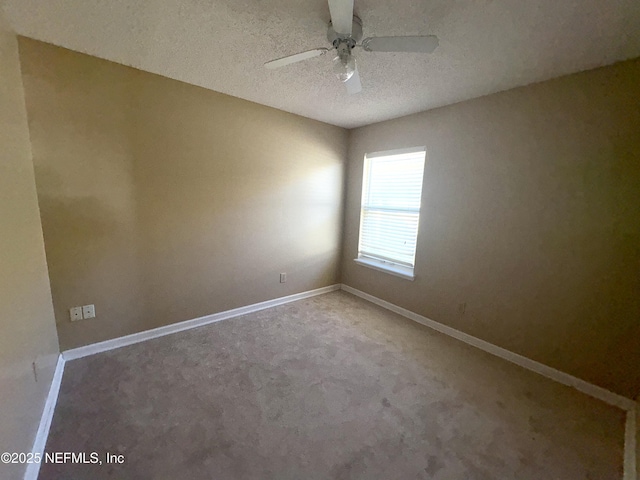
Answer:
332, 42, 357, 82
328, 15, 361, 82
264, 0, 439, 95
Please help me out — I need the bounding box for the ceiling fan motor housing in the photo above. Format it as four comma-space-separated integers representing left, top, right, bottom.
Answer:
327, 15, 363, 49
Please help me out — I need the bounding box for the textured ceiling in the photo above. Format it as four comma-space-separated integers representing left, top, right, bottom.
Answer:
5, 0, 640, 128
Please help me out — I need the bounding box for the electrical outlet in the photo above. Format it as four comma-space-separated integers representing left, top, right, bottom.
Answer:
280, 273, 287, 283
70, 307, 83, 321
82, 304, 96, 319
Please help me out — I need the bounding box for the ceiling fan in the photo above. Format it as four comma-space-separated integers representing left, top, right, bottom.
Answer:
264, 0, 439, 94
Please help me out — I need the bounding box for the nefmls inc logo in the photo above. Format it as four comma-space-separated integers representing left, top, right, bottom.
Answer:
45, 452, 100, 464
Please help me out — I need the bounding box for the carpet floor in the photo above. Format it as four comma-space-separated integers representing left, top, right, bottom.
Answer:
40, 291, 625, 479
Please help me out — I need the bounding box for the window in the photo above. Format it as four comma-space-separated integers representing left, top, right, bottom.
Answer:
355, 147, 426, 280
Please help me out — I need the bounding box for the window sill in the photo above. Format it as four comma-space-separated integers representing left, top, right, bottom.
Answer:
353, 257, 415, 281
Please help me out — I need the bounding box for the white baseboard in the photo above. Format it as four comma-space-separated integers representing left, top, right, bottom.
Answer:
340, 284, 634, 411
341, 284, 638, 479
623, 405, 637, 480
23, 284, 639, 479
25, 286, 339, 479
63, 284, 340, 361
24, 354, 66, 480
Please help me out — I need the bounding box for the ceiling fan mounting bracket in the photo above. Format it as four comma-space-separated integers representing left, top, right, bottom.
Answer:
327, 15, 362, 48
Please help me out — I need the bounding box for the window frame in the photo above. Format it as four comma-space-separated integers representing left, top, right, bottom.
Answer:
354, 146, 427, 281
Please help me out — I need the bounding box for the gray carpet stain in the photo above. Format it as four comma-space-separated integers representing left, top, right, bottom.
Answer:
425, 455, 444, 476
40, 291, 625, 479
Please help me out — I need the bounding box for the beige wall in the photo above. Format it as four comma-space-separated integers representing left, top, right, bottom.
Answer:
19, 38, 348, 351
0, 11, 60, 480
15, 35, 639, 399
343, 59, 640, 399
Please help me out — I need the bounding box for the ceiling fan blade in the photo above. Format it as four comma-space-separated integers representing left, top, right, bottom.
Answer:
362, 35, 439, 53
328, 0, 354, 35
265, 48, 329, 69
345, 66, 362, 95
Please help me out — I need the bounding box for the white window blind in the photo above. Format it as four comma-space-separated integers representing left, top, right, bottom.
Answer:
358, 148, 426, 273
